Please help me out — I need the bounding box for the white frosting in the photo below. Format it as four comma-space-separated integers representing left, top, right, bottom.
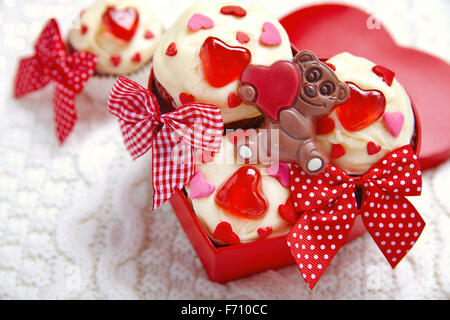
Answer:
185, 138, 291, 244
69, 0, 163, 75
318, 53, 415, 175
153, 2, 293, 124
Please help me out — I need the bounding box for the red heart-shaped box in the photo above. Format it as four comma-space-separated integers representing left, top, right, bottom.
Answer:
150, 4, 427, 283
280, 4, 450, 170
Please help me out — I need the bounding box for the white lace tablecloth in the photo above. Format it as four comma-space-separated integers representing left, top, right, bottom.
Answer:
0, 0, 449, 300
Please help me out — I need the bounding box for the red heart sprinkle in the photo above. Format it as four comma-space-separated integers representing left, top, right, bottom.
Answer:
335, 82, 386, 132
372, 65, 395, 87
257, 226, 273, 239
80, 24, 88, 35
165, 42, 177, 56
220, 5, 247, 17
331, 144, 346, 159
236, 31, 250, 44
325, 62, 336, 71
278, 198, 300, 225
316, 117, 335, 135
200, 37, 251, 88
212, 222, 240, 245
144, 30, 154, 39
215, 166, 268, 219
228, 92, 241, 108
110, 55, 121, 66
367, 141, 381, 155
131, 52, 141, 63
102, 6, 139, 42
179, 92, 195, 104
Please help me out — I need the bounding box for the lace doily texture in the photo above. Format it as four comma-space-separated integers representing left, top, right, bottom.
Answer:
0, 0, 449, 299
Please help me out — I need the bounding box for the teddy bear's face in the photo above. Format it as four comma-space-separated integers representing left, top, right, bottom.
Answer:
293, 51, 349, 117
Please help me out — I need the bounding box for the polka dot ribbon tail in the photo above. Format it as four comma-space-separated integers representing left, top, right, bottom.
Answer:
13, 18, 97, 144
107, 76, 224, 209
288, 145, 425, 289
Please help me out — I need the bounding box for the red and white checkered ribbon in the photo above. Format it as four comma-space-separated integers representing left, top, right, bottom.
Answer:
14, 18, 97, 143
287, 145, 425, 289
107, 76, 224, 209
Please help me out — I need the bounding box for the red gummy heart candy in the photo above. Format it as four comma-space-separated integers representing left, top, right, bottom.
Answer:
212, 222, 240, 245
102, 6, 139, 42
215, 166, 268, 219
200, 37, 251, 88
239, 61, 300, 121
335, 82, 386, 132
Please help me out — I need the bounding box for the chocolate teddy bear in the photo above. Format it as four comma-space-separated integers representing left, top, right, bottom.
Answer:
236, 50, 350, 175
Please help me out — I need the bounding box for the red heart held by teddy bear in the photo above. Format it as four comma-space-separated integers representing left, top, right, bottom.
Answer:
215, 166, 268, 219
212, 222, 240, 245
335, 82, 386, 132
102, 6, 139, 42
239, 61, 300, 121
280, 4, 450, 169
200, 37, 251, 88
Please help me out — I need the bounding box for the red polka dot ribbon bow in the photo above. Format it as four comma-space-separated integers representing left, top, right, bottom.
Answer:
13, 18, 97, 143
287, 145, 425, 289
107, 76, 224, 209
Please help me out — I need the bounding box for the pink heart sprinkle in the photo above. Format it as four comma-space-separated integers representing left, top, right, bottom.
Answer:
383, 111, 404, 138
187, 13, 214, 31
259, 21, 281, 46
267, 162, 290, 187
189, 171, 215, 199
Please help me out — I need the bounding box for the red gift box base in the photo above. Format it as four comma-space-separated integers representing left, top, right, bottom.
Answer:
169, 190, 367, 283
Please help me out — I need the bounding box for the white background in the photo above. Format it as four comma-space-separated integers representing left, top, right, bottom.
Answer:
0, 0, 449, 299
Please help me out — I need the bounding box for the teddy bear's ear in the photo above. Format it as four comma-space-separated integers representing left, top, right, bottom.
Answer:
336, 82, 350, 105
294, 50, 318, 63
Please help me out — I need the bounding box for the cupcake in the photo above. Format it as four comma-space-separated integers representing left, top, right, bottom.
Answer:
316, 52, 416, 175
185, 133, 292, 244
68, 0, 164, 102
152, 2, 293, 128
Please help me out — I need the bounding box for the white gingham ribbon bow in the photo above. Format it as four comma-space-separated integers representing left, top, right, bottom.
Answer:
107, 76, 224, 209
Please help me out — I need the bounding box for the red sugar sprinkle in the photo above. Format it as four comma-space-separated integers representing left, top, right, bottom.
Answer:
80, 24, 88, 35
165, 42, 177, 56
227, 92, 242, 108
131, 52, 141, 63
144, 30, 154, 39
331, 144, 346, 159
236, 31, 250, 44
110, 55, 121, 66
